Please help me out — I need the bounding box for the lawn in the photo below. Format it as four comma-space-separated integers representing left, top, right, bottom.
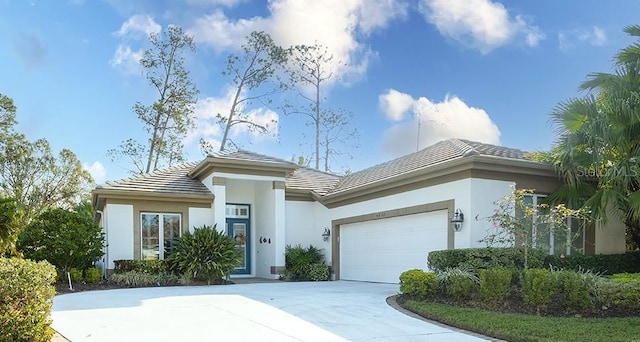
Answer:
402, 300, 640, 342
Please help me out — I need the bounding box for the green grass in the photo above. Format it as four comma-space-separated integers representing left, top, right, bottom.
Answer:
403, 300, 640, 342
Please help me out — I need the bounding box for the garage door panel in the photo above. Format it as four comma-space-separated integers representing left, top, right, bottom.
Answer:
340, 210, 448, 283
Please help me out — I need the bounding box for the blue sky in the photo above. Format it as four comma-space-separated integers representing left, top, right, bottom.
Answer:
1, 0, 639, 183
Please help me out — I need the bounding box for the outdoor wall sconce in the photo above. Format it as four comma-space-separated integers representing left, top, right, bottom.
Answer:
322, 227, 331, 242
451, 209, 464, 232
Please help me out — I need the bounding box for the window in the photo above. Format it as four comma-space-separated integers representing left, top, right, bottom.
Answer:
141, 213, 181, 260
524, 194, 584, 256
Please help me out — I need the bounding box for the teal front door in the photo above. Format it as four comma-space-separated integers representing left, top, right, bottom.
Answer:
227, 218, 250, 274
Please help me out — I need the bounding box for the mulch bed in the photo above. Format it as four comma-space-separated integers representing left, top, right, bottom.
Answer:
54, 279, 233, 295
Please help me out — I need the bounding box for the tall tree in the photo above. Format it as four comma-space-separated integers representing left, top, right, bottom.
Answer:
319, 108, 359, 172
546, 25, 640, 249
0, 94, 93, 227
210, 31, 287, 152
286, 44, 358, 171
109, 26, 198, 174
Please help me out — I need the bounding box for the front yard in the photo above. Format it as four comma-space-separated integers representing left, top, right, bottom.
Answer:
402, 300, 640, 342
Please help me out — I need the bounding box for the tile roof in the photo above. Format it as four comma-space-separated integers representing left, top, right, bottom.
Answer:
95, 162, 212, 196
209, 149, 299, 168
94, 139, 529, 199
326, 138, 528, 195
286, 167, 342, 196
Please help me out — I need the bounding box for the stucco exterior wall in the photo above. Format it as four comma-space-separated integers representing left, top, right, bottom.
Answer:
595, 205, 627, 254
469, 178, 516, 248
285, 200, 333, 263
188, 207, 213, 232
104, 204, 134, 269
255, 182, 275, 278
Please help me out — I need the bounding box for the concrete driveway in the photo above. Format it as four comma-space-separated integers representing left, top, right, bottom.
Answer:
52, 281, 489, 342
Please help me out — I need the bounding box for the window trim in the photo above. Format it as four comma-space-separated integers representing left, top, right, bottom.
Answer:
140, 212, 182, 260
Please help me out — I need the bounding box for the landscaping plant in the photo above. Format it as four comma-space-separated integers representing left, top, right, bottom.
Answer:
436, 266, 479, 302
166, 225, 241, 284
478, 268, 513, 306
284, 244, 328, 281
0, 257, 56, 342
399, 269, 437, 299
84, 267, 103, 283
522, 268, 555, 313
17, 205, 104, 273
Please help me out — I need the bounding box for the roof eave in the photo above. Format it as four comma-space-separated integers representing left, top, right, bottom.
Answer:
92, 188, 214, 204
188, 156, 299, 179
319, 155, 558, 207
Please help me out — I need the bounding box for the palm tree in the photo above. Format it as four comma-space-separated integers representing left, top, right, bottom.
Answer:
547, 25, 640, 250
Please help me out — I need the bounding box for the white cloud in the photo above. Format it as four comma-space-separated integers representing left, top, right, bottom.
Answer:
188, 9, 266, 51
186, 0, 247, 7
188, 0, 408, 84
378, 89, 414, 121
418, 0, 544, 54
83, 161, 106, 184
558, 26, 607, 51
111, 15, 161, 74
109, 44, 144, 74
116, 14, 161, 37
379, 89, 501, 157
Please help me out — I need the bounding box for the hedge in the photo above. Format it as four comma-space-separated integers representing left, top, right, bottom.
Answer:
0, 258, 57, 342
545, 251, 640, 275
113, 259, 168, 274
427, 247, 547, 272
399, 269, 438, 299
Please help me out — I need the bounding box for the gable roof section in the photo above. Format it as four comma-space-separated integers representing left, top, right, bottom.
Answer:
327, 138, 527, 195
188, 149, 299, 179
285, 167, 342, 200
318, 138, 559, 208
92, 163, 213, 208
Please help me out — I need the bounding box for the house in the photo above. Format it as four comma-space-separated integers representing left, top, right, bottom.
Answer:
92, 138, 627, 283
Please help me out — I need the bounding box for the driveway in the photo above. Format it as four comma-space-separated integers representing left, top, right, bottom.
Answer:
52, 281, 489, 342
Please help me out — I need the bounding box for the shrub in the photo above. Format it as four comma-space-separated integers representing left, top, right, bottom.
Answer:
0, 258, 56, 342
307, 263, 330, 281
84, 267, 102, 283
0, 197, 21, 255
68, 267, 83, 282
595, 281, 640, 310
554, 270, 593, 311
609, 272, 640, 283
284, 244, 326, 281
428, 247, 547, 272
522, 268, 555, 311
399, 269, 438, 299
17, 206, 104, 272
166, 225, 241, 284
113, 259, 167, 274
437, 266, 479, 302
545, 252, 640, 275
109, 271, 178, 287
479, 268, 513, 305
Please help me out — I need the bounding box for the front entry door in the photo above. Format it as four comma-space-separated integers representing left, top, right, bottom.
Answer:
226, 217, 250, 274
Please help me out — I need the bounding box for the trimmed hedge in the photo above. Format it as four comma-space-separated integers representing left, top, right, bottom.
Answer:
427, 247, 547, 272
479, 268, 513, 305
545, 252, 640, 275
399, 269, 437, 299
113, 259, 168, 274
522, 268, 555, 311
0, 258, 56, 342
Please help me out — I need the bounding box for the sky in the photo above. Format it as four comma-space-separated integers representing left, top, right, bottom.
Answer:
1, 0, 639, 184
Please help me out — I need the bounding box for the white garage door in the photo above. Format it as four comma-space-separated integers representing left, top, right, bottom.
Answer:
340, 210, 448, 283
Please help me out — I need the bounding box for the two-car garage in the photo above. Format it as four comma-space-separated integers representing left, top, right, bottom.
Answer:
337, 209, 450, 284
